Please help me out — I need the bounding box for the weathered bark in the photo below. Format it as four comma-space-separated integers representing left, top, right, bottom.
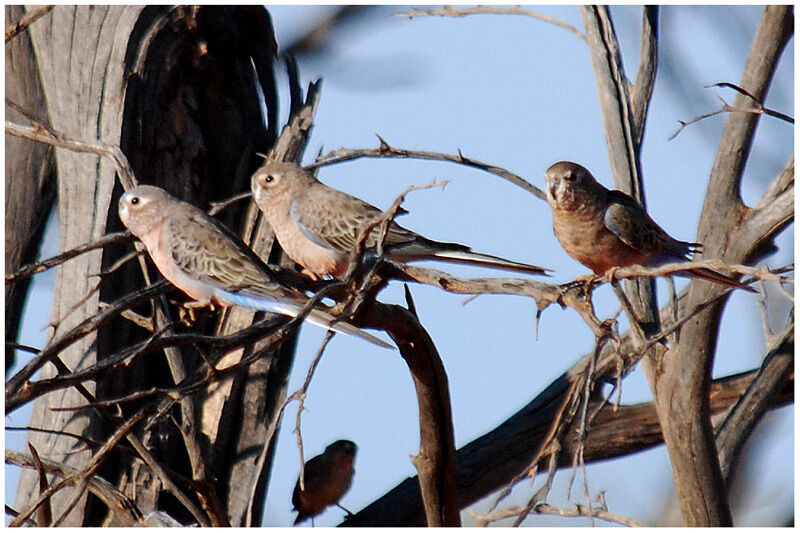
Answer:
13, 7, 146, 524
11, 6, 285, 526
4, 5, 56, 371
650, 6, 793, 525
353, 293, 461, 526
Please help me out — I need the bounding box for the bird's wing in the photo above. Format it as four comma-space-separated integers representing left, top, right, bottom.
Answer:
603, 191, 685, 257
165, 210, 274, 291
290, 187, 417, 254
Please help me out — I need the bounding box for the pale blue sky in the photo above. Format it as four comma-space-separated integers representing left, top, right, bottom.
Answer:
6, 5, 794, 527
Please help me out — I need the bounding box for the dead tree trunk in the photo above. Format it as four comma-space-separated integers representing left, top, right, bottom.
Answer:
9, 6, 296, 526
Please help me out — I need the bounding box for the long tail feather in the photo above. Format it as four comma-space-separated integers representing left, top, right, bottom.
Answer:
677, 267, 756, 293
216, 290, 393, 348
429, 249, 551, 276
306, 309, 394, 349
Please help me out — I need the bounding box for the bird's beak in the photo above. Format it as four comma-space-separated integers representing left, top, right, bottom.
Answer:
118, 196, 128, 222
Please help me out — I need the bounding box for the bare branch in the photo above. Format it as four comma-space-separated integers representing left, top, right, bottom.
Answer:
715, 319, 794, 484
394, 5, 586, 43
5, 231, 133, 284
311, 136, 546, 201
708, 81, 794, 123
669, 95, 793, 141
5, 119, 137, 190
5, 5, 53, 43
475, 500, 647, 528
207, 191, 253, 216
659, 6, 794, 526
630, 7, 659, 146
28, 444, 52, 526
342, 356, 792, 526
6, 450, 141, 527
6, 281, 170, 411
290, 331, 335, 493
10, 406, 151, 527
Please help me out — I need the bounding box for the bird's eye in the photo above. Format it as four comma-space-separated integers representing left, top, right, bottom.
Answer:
563, 171, 574, 181
130, 196, 140, 205
264, 174, 276, 184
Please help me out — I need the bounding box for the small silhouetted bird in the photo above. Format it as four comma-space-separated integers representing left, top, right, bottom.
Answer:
251, 160, 550, 279
544, 161, 754, 291
292, 440, 357, 526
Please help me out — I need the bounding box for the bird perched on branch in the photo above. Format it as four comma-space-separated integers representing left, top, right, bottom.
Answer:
118, 185, 392, 348
292, 439, 357, 526
543, 161, 754, 291
251, 160, 550, 279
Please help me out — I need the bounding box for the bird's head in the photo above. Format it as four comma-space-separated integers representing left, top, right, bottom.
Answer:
326, 439, 358, 458
544, 161, 596, 209
118, 185, 173, 237
251, 160, 312, 210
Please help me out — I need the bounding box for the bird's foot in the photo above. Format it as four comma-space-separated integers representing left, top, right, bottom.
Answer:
178, 300, 215, 325
575, 273, 603, 296
336, 503, 353, 518
300, 268, 321, 281
604, 266, 620, 286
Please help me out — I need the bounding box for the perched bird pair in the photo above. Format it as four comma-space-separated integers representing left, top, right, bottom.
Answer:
250, 159, 750, 291
118, 186, 392, 348
118, 163, 549, 346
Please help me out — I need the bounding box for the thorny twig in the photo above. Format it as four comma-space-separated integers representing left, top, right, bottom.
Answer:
310, 135, 547, 201
669, 85, 793, 141
394, 5, 587, 44
708, 81, 794, 123
474, 499, 646, 527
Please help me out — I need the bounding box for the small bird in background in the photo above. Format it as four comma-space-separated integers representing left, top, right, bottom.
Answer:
118, 185, 392, 348
543, 161, 754, 291
292, 439, 357, 526
251, 160, 550, 279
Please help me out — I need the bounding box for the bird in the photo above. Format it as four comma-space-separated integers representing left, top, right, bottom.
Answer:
250, 160, 550, 279
292, 439, 357, 526
118, 185, 392, 348
543, 161, 754, 291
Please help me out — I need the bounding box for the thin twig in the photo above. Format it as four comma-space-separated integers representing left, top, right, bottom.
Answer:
5, 5, 54, 42
207, 191, 253, 216
310, 135, 546, 201
473, 500, 646, 527
393, 5, 586, 43
707, 81, 794, 123
291, 331, 336, 492
6, 450, 142, 527
5, 231, 133, 284
5, 119, 137, 189
669, 92, 793, 141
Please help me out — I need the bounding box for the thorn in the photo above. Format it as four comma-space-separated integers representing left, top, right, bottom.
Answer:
403, 284, 418, 317
376, 133, 391, 152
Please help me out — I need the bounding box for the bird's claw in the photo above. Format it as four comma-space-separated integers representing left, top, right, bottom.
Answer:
604, 266, 620, 285
178, 300, 215, 325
